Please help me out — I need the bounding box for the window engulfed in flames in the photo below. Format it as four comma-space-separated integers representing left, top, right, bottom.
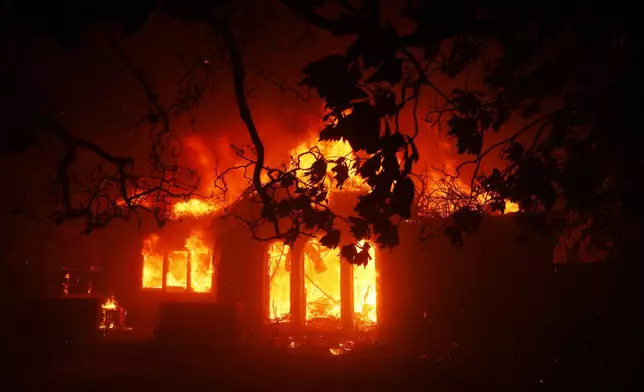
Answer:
167, 251, 188, 289
142, 234, 163, 289
353, 240, 377, 328
267, 238, 378, 329
141, 233, 214, 293
267, 242, 291, 321
304, 239, 342, 323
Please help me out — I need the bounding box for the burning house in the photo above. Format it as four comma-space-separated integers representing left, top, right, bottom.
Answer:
14, 136, 554, 351
126, 137, 554, 340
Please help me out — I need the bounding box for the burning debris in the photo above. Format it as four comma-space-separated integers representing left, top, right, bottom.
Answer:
329, 340, 355, 356
100, 296, 127, 332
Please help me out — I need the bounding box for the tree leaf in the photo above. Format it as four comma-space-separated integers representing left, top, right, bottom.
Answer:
503, 142, 525, 163
331, 162, 350, 189
348, 216, 371, 240
452, 207, 482, 234
300, 54, 366, 109
319, 228, 341, 249
340, 244, 358, 262
447, 116, 482, 155
306, 159, 327, 184
390, 176, 415, 218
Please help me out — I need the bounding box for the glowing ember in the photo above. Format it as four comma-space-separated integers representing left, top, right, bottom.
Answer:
353, 241, 378, 328
288, 336, 300, 349
267, 242, 291, 321
304, 239, 341, 322
142, 234, 163, 289
172, 198, 218, 218
329, 340, 355, 356
186, 234, 214, 293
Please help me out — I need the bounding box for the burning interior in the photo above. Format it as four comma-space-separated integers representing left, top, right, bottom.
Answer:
142, 232, 215, 294
265, 238, 378, 331
304, 238, 343, 325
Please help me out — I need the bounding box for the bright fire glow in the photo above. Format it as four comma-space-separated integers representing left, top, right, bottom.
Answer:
100, 296, 118, 330
102, 296, 118, 310
167, 251, 188, 289
267, 239, 379, 328
141, 233, 214, 293
172, 199, 218, 218
289, 136, 369, 194
353, 241, 378, 328
414, 168, 522, 218
267, 242, 291, 321
304, 239, 342, 323
186, 234, 214, 293
505, 201, 520, 213
290, 136, 519, 216
142, 234, 163, 289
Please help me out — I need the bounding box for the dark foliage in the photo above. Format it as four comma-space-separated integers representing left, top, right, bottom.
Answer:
280, 0, 642, 262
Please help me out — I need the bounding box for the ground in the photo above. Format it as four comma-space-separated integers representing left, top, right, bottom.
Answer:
9, 331, 630, 391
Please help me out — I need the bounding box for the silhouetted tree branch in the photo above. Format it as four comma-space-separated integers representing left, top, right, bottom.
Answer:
3, 8, 221, 233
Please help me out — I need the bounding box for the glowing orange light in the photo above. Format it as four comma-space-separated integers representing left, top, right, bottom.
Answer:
353, 241, 377, 329
268, 242, 291, 321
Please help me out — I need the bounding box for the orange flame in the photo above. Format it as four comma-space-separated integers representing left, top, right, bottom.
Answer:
289, 136, 369, 195
304, 238, 342, 322
141, 232, 214, 293
186, 234, 214, 293
166, 250, 188, 289
102, 295, 118, 310
353, 240, 377, 328
142, 234, 163, 289
267, 242, 291, 321
100, 296, 119, 330
172, 199, 218, 218
505, 201, 520, 213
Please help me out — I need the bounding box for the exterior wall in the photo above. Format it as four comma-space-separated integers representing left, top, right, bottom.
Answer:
125, 193, 554, 336
214, 198, 554, 335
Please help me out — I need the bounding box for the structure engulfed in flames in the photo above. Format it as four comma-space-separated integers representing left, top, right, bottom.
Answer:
137, 131, 517, 332
142, 231, 214, 293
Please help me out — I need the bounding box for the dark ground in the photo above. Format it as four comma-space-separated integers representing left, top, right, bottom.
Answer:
4, 263, 638, 391
6, 327, 638, 392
